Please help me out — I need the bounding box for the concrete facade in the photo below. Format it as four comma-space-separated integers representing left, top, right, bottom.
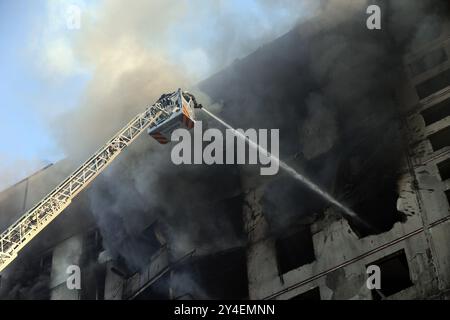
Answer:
241, 21, 450, 300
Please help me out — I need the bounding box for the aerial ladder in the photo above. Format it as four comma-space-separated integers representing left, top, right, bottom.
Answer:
0, 89, 202, 273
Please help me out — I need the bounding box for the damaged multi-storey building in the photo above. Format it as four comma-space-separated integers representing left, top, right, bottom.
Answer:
0, 1, 450, 300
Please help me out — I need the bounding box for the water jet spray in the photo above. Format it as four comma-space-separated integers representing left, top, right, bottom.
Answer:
202, 107, 370, 227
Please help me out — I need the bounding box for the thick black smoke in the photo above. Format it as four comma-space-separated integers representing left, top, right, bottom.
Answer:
199, 0, 450, 236
88, 136, 244, 270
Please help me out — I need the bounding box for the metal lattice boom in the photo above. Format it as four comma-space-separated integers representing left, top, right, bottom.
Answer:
0, 102, 171, 273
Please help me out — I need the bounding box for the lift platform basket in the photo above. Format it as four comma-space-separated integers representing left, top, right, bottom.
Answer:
148, 89, 196, 144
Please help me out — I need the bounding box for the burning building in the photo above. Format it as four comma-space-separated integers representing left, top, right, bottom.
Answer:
0, 0, 450, 300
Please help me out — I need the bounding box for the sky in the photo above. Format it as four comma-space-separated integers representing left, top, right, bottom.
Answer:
0, 0, 313, 191
0, 0, 91, 189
